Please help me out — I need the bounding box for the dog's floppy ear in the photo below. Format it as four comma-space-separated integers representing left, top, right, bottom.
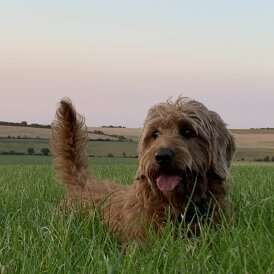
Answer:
209, 111, 236, 180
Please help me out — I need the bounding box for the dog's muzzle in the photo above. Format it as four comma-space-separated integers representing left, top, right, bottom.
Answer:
155, 148, 174, 167
155, 148, 180, 192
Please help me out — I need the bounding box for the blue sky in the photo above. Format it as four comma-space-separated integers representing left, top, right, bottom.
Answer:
0, 1, 274, 128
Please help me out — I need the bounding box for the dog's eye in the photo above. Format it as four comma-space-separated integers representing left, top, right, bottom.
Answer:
180, 128, 197, 139
152, 130, 160, 139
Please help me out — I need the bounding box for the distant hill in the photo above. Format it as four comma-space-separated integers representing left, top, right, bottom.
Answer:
1, 125, 274, 161
231, 128, 274, 134
0, 121, 51, 129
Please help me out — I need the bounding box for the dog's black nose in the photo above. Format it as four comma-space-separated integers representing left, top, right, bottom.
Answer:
155, 148, 174, 166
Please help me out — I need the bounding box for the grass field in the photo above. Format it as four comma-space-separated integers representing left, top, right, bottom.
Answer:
0, 157, 273, 273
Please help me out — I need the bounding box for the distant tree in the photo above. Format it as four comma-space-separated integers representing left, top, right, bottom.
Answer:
264, 155, 270, 162
122, 152, 127, 158
21, 121, 28, 126
272, 156, 274, 162
118, 135, 127, 141
94, 130, 104, 134
107, 153, 114, 158
27, 148, 35, 155
41, 148, 50, 156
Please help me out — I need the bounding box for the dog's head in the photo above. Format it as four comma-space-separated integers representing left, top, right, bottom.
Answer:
136, 97, 235, 198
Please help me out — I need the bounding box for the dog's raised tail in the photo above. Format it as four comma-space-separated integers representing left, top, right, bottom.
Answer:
51, 98, 89, 189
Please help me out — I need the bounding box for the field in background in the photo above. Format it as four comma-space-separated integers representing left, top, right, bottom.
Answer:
0, 125, 51, 139
1, 126, 274, 161
0, 126, 141, 141
0, 139, 138, 158
0, 155, 138, 166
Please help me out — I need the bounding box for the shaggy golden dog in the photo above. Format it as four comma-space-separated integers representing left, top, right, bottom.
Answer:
51, 97, 235, 243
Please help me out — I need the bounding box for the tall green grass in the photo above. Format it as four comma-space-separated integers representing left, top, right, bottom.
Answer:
0, 162, 273, 273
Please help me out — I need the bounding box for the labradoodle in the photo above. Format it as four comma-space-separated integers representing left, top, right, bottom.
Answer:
51, 97, 235, 243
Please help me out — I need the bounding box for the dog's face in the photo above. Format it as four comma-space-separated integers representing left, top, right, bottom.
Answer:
137, 97, 235, 197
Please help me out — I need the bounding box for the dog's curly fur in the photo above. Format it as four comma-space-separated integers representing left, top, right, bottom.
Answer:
51, 97, 235, 243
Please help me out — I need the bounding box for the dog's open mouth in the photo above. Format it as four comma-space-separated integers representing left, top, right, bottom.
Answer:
156, 174, 182, 192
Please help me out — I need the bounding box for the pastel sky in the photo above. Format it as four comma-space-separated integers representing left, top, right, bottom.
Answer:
1, 1, 273, 128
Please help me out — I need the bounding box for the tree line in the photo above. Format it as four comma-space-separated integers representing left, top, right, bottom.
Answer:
0, 121, 51, 129
0, 147, 50, 156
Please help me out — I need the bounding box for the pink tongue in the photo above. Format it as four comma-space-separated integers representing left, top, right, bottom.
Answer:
156, 175, 181, 192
